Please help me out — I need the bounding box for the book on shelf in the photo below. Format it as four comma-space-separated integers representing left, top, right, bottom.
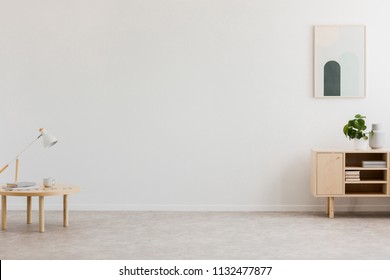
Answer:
362, 161, 387, 168
345, 176, 360, 179
345, 170, 360, 181
362, 161, 386, 164
345, 178, 361, 182
345, 170, 360, 175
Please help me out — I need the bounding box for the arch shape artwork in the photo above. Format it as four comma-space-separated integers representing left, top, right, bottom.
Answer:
324, 60, 341, 96
314, 26, 365, 98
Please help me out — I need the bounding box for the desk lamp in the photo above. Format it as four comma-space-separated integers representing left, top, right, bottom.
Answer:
0, 128, 58, 182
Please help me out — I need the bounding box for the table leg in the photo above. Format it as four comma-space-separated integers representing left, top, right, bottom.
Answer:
27, 196, 32, 224
63, 195, 68, 227
1, 196, 6, 230
39, 196, 45, 233
328, 197, 335, 218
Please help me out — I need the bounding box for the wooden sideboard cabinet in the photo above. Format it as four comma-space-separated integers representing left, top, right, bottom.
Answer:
311, 149, 389, 218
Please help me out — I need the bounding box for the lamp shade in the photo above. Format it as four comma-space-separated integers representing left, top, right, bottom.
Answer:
39, 128, 58, 148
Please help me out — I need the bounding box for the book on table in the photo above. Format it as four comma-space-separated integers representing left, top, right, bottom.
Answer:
4, 182, 38, 190
6, 181, 36, 188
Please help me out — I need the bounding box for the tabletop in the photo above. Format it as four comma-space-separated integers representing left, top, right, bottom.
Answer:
0, 184, 80, 196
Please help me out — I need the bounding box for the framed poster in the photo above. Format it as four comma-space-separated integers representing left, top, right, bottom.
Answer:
314, 25, 366, 98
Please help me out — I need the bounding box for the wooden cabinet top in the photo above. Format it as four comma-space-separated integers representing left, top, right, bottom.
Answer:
312, 149, 390, 153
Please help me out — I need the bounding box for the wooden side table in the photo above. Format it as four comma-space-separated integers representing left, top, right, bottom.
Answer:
0, 184, 80, 233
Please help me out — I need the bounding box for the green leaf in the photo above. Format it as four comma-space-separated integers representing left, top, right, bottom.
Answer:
356, 119, 365, 130
349, 128, 357, 139
343, 124, 349, 136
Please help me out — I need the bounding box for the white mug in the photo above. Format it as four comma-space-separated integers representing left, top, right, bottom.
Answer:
43, 177, 56, 187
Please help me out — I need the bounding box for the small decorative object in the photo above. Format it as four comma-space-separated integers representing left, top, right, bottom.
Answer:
43, 177, 56, 188
369, 123, 386, 149
343, 114, 368, 150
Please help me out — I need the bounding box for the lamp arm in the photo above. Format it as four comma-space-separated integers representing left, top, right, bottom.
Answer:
0, 164, 9, 174
15, 135, 41, 159
0, 134, 41, 175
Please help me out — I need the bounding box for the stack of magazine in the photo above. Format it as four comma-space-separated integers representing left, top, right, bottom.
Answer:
3, 182, 38, 191
345, 170, 360, 182
362, 161, 387, 168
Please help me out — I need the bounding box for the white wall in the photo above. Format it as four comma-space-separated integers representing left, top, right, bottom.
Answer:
2, 0, 390, 211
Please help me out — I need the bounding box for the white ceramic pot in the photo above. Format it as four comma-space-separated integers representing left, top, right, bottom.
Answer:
354, 138, 368, 150
369, 123, 386, 149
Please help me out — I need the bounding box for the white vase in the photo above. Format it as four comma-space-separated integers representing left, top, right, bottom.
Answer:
369, 123, 386, 149
354, 138, 368, 150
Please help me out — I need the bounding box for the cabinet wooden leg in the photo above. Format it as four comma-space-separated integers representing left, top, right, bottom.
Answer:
325, 197, 329, 215
1, 196, 6, 230
328, 197, 334, 218
27, 196, 32, 224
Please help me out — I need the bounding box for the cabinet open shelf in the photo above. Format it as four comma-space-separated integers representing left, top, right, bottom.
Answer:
353, 170, 386, 180
345, 152, 387, 168
345, 183, 387, 195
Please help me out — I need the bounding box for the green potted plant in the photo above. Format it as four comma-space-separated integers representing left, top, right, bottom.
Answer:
343, 114, 368, 150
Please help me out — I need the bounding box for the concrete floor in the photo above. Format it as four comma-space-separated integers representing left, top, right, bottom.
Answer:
1, 211, 390, 260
